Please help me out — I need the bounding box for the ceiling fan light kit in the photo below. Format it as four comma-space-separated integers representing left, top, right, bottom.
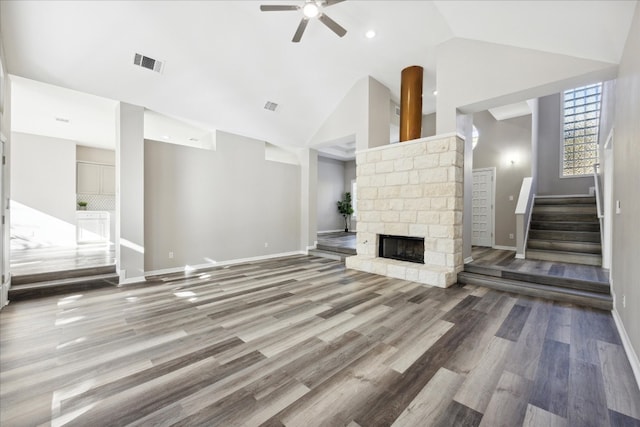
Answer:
260, 0, 347, 43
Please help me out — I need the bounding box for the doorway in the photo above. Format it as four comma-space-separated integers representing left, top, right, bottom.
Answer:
472, 168, 495, 247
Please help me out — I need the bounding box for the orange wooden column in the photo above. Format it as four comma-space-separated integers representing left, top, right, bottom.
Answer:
399, 65, 423, 142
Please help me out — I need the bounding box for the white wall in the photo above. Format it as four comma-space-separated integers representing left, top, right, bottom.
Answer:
537, 93, 592, 195
317, 157, 346, 232
436, 38, 618, 134
0, 32, 10, 309
611, 1, 640, 376
10, 132, 77, 245
144, 131, 301, 271
473, 112, 533, 247
77, 145, 115, 165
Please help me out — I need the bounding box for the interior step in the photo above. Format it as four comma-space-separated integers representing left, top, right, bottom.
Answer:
9, 273, 120, 301
528, 230, 601, 243
308, 248, 347, 262
527, 239, 601, 254
464, 264, 610, 294
530, 221, 600, 232
533, 204, 597, 215
458, 272, 612, 311
526, 249, 602, 266
12, 265, 117, 286
535, 196, 596, 205
315, 244, 356, 256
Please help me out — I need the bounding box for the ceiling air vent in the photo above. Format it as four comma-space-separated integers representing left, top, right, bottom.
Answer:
264, 101, 278, 112
133, 53, 164, 73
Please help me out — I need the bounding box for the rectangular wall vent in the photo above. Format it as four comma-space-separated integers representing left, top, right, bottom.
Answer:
395, 106, 401, 116
134, 53, 164, 73
264, 101, 278, 111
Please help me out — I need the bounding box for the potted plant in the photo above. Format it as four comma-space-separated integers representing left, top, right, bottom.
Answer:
77, 201, 88, 211
337, 192, 354, 232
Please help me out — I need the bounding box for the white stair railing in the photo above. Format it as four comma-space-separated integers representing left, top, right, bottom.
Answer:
593, 163, 604, 246
515, 177, 534, 259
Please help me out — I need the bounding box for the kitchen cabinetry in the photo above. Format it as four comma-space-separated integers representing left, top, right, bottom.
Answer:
77, 162, 115, 195
76, 211, 110, 243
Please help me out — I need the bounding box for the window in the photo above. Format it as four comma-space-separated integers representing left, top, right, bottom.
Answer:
562, 83, 602, 177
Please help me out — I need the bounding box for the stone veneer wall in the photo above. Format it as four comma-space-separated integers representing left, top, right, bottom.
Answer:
345, 134, 464, 287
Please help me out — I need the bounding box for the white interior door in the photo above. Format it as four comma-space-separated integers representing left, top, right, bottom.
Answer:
472, 168, 494, 247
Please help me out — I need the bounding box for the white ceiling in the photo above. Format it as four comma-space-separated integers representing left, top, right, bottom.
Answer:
488, 101, 532, 122
1, 1, 636, 149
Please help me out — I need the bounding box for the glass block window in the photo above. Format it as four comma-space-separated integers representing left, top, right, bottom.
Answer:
562, 83, 602, 177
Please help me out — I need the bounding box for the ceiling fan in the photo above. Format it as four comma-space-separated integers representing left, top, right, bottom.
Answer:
260, 0, 347, 43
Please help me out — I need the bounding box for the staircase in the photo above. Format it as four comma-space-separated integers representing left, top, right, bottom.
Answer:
9, 265, 119, 301
527, 196, 602, 266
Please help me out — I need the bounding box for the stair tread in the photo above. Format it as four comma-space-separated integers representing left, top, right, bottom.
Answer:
458, 272, 612, 310
464, 265, 609, 290
526, 248, 602, 257
11, 273, 119, 290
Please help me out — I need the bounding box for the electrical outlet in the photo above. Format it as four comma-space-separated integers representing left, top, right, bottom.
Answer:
509, 195, 514, 201
264, 242, 269, 248
616, 200, 622, 214
509, 233, 514, 240
169, 251, 174, 259
623, 295, 626, 308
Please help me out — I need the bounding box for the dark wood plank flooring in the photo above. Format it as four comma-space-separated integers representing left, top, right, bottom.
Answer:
1, 255, 638, 426
10, 242, 115, 276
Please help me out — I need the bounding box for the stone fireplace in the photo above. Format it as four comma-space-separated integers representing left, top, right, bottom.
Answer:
345, 133, 464, 288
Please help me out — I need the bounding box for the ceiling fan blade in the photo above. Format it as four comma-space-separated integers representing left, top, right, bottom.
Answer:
318, 13, 347, 37
324, 0, 346, 7
292, 18, 309, 43
260, 5, 300, 11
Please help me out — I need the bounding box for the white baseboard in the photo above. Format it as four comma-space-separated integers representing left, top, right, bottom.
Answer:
142, 250, 307, 279
318, 229, 344, 234
612, 307, 640, 392
464, 256, 473, 264
535, 193, 591, 198
493, 245, 517, 251
515, 253, 526, 259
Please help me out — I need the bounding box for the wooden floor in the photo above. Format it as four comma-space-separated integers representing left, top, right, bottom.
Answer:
10, 242, 115, 276
1, 255, 639, 426
469, 246, 609, 284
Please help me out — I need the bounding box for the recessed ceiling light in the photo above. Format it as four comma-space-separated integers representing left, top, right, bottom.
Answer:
303, 3, 319, 18
433, 90, 438, 96
365, 30, 376, 39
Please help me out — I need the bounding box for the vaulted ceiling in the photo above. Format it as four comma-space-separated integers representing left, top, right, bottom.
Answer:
1, 1, 636, 148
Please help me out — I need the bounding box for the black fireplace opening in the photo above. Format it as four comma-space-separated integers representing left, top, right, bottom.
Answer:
379, 235, 425, 264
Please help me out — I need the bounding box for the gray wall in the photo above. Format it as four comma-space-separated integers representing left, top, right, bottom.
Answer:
537, 93, 592, 195
317, 157, 357, 232
10, 132, 77, 244
473, 112, 532, 247
318, 156, 346, 232
144, 131, 301, 271
611, 2, 640, 373
422, 113, 437, 138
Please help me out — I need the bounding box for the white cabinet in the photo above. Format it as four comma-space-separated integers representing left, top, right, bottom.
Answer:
77, 211, 110, 243
77, 162, 115, 195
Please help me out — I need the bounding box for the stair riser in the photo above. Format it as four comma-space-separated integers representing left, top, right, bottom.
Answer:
535, 197, 596, 205
528, 230, 601, 243
530, 221, 600, 232
526, 249, 602, 266
527, 240, 601, 254
457, 274, 612, 311
531, 213, 598, 222
315, 245, 356, 255
533, 205, 597, 214
12, 265, 117, 286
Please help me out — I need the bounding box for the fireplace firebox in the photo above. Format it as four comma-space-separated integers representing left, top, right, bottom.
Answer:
378, 235, 425, 264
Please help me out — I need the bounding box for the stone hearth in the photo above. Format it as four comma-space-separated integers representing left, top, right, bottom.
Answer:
345, 134, 464, 288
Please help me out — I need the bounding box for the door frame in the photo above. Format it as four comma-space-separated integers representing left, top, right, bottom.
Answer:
472, 167, 496, 248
